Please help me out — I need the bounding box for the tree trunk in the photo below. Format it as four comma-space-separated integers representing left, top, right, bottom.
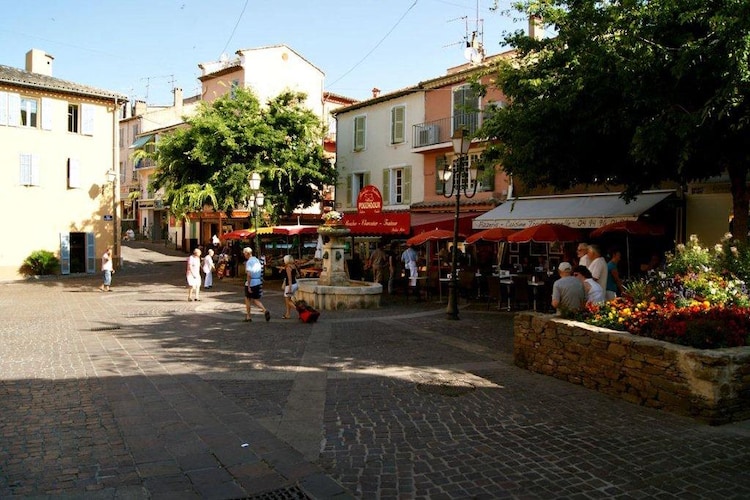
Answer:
728, 163, 749, 243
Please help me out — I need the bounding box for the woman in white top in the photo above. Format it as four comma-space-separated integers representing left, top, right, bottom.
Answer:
186, 248, 202, 301
572, 265, 606, 304
202, 249, 215, 289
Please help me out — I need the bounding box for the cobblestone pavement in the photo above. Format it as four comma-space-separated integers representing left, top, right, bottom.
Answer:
1, 241, 750, 499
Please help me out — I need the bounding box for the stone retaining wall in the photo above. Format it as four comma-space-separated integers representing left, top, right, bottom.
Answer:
513, 313, 750, 425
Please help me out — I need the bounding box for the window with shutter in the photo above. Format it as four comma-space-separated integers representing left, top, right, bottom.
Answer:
384, 166, 410, 205
435, 156, 447, 195
391, 105, 405, 144
68, 104, 80, 133
81, 103, 94, 135
354, 115, 366, 151
19, 153, 40, 186
452, 85, 480, 135
7, 93, 20, 127
68, 158, 81, 188
0, 91, 8, 126
20, 97, 38, 128
41, 98, 54, 130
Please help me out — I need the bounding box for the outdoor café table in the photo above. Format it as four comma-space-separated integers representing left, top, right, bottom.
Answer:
528, 278, 546, 311
497, 274, 517, 311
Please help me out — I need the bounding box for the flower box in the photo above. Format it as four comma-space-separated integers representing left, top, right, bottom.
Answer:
514, 312, 750, 425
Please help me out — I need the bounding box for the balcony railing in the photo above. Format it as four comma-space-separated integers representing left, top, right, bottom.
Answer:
412, 112, 485, 149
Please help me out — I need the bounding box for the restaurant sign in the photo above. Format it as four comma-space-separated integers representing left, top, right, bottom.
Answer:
357, 185, 383, 214
473, 216, 638, 230
344, 212, 410, 235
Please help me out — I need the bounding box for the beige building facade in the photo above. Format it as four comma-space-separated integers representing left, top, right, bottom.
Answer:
0, 49, 127, 281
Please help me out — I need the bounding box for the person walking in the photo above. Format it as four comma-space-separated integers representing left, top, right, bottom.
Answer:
368, 244, 387, 286
551, 262, 585, 316
99, 246, 114, 292
203, 249, 216, 289
281, 255, 299, 319
186, 248, 202, 301
243, 247, 270, 322
387, 243, 401, 294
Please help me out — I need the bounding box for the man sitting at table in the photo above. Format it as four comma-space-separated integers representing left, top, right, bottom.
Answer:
551, 262, 585, 317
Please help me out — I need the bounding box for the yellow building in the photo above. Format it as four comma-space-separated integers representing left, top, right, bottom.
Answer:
0, 49, 127, 281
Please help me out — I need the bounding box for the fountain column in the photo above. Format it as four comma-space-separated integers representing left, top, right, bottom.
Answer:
317, 223, 351, 286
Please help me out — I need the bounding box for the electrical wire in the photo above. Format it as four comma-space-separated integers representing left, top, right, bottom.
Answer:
221, 0, 250, 56
327, 0, 419, 89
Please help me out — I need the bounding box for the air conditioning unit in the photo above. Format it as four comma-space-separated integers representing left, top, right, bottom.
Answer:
415, 124, 439, 147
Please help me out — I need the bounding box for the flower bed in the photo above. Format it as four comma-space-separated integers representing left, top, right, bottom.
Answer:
513, 313, 750, 425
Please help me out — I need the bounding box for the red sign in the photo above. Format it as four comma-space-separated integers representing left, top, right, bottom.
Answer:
357, 185, 383, 214
343, 212, 410, 235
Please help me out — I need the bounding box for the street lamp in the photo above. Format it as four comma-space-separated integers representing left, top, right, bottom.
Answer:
106, 169, 119, 269
248, 172, 264, 256
442, 129, 476, 320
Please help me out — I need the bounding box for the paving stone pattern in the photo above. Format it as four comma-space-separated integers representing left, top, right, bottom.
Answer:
1, 241, 749, 498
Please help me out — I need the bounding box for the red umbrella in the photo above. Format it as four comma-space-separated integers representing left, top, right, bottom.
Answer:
589, 220, 665, 238
406, 229, 463, 246
465, 227, 516, 244
222, 229, 255, 240
271, 225, 319, 236
507, 223, 582, 243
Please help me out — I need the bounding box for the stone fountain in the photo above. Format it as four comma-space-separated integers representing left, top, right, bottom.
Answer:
295, 219, 382, 310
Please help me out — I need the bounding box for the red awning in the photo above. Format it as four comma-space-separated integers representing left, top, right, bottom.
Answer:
271, 225, 319, 236
411, 212, 477, 235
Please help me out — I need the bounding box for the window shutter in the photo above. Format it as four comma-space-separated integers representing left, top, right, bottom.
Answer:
382, 170, 390, 205
68, 158, 81, 188
363, 172, 370, 187
354, 116, 366, 151
391, 106, 405, 144
41, 97, 54, 130
0, 91, 8, 126
86, 232, 96, 273
60, 233, 71, 275
30, 155, 40, 186
402, 166, 411, 205
7, 93, 20, 127
346, 175, 353, 208
435, 156, 446, 195
81, 103, 94, 135
19, 154, 32, 185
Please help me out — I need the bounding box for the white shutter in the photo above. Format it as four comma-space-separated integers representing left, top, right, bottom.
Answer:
30, 155, 40, 186
41, 97, 54, 130
68, 158, 81, 188
60, 233, 71, 275
7, 93, 20, 127
0, 91, 8, 126
19, 153, 32, 185
81, 103, 94, 135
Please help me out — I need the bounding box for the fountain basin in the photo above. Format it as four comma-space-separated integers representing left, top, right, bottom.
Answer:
296, 278, 382, 310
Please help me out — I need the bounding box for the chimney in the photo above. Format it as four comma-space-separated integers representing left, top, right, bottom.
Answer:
25, 49, 54, 76
371, 87, 380, 98
529, 15, 544, 41
133, 100, 147, 117
173, 87, 183, 114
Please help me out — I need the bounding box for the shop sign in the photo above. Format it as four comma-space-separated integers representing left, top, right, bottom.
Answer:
357, 185, 383, 214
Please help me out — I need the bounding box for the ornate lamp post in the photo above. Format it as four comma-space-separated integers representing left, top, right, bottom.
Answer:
248, 172, 264, 257
442, 129, 476, 320
106, 169, 119, 269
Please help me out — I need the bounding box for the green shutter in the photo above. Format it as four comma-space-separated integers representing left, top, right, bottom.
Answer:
391, 106, 405, 144
346, 175, 353, 208
363, 172, 370, 187
382, 170, 390, 205
435, 156, 446, 195
402, 166, 411, 205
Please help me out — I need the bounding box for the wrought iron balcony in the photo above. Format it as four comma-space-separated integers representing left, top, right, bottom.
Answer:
412, 113, 484, 149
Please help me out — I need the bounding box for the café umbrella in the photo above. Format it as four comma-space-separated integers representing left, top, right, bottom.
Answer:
507, 223, 582, 243
465, 227, 516, 244
590, 220, 665, 278
221, 229, 255, 241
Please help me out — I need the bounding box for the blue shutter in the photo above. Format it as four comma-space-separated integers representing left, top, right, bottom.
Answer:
60, 233, 70, 275
86, 233, 96, 273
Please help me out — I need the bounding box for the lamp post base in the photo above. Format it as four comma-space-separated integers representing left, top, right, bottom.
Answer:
445, 281, 459, 320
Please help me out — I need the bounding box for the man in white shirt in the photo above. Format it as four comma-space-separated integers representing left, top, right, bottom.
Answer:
586, 244, 608, 291
577, 242, 591, 267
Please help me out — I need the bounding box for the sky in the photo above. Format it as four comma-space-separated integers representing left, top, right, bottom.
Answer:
0, 0, 532, 105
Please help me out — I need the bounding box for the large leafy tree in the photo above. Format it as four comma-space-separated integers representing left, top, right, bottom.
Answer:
150, 87, 335, 221
482, 0, 750, 241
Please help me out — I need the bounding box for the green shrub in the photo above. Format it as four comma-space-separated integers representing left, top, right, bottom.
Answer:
20, 250, 60, 276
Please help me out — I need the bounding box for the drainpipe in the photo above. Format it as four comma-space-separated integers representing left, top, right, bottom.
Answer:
112, 97, 120, 269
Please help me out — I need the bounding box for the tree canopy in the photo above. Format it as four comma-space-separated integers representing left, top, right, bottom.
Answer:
149, 87, 335, 221
482, 0, 750, 240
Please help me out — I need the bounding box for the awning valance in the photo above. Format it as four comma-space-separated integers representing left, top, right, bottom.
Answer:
473, 190, 674, 230
411, 212, 477, 235
130, 134, 155, 149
